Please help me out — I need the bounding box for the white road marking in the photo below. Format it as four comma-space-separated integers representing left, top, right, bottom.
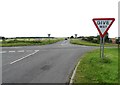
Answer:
17, 50, 24, 52
60, 41, 67, 45
69, 60, 81, 84
35, 50, 39, 52
10, 50, 39, 64
0, 51, 7, 53
9, 51, 15, 53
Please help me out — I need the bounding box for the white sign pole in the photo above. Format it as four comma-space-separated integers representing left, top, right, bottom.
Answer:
100, 36, 102, 58
102, 37, 105, 59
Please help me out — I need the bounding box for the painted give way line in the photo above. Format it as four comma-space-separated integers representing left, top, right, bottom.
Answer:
10, 50, 39, 64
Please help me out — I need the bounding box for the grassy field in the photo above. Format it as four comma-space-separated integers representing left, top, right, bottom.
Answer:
0, 38, 63, 47
70, 39, 118, 47
73, 48, 118, 84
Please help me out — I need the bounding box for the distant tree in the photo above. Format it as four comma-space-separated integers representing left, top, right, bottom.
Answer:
14, 37, 17, 41
104, 32, 109, 43
70, 36, 74, 39
97, 35, 100, 44
116, 39, 119, 44
109, 39, 112, 43
81, 37, 85, 40
87, 36, 94, 41
1, 36, 6, 41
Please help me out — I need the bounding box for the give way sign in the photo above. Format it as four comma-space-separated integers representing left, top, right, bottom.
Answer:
92, 18, 115, 38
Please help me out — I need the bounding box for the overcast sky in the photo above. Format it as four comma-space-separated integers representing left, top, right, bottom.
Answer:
0, 0, 119, 38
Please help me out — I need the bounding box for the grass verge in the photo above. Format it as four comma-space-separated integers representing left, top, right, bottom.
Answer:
0, 38, 63, 47
73, 48, 118, 84
70, 39, 118, 47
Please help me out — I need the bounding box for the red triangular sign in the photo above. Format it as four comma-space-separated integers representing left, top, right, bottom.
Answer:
92, 18, 115, 38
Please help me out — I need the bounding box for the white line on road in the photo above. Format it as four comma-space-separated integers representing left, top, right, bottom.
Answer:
69, 60, 81, 85
0, 51, 7, 53
35, 50, 39, 52
17, 50, 24, 52
10, 50, 39, 64
9, 51, 15, 53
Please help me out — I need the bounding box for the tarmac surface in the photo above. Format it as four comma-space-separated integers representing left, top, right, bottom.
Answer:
1, 40, 95, 83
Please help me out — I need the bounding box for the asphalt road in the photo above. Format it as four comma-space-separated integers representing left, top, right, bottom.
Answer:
1, 40, 96, 83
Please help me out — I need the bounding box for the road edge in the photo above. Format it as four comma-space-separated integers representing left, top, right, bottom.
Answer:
69, 59, 81, 85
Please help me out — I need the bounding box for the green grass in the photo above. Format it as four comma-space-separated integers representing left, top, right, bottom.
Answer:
0, 38, 63, 47
70, 39, 118, 47
70, 39, 99, 46
73, 48, 118, 84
